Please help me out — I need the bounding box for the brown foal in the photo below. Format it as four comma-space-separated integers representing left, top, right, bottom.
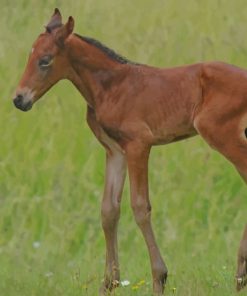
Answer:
13, 9, 247, 294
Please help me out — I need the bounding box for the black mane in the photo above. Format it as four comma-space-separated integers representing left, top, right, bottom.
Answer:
74, 33, 136, 65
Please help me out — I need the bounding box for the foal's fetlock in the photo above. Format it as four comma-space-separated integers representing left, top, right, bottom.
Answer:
153, 269, 168, 295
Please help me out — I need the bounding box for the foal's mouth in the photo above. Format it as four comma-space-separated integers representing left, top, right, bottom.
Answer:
15, 101, 33, 112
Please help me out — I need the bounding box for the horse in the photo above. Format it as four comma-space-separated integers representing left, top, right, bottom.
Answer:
13, 8, 247, 295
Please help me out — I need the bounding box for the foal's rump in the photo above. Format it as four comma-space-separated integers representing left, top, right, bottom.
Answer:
194, 61, 247, 168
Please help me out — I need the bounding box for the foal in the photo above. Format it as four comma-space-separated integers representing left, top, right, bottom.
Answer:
13, 9, 247, 294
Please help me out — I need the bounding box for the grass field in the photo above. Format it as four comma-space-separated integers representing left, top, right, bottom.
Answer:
0, 0, 247, 295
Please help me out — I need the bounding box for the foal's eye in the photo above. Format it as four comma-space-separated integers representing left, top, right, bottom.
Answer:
39, 56, 53, 68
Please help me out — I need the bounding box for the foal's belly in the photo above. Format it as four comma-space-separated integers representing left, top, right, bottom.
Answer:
152, 126, 197, 145
147, 105, 198, 145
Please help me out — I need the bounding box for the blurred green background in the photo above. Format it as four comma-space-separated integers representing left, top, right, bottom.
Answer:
0, 0, 247, 295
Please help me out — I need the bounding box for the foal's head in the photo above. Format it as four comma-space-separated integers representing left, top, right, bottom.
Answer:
13, 9, 74, 111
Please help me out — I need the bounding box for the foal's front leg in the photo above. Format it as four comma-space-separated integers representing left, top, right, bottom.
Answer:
126, 142, 168, 295
99, 149, 126, 295
236, 224, 247, 291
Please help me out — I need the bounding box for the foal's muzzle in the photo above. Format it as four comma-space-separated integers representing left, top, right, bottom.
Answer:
13, 94, 33, 111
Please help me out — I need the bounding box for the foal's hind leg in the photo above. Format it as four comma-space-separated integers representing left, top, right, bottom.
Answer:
236, 224, 247, 291
194, 113, 247, 291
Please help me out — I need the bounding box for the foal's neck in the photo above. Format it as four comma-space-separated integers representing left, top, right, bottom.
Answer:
66, 34, 129, 108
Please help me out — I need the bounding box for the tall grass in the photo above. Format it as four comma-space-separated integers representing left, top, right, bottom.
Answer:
0, 0, 247, 295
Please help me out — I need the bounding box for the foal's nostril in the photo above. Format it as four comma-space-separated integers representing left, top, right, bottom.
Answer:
13, 94, 24, 108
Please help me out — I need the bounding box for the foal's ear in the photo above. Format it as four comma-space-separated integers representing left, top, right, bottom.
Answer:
55, 16, 74, 47
46, 8, 62, 33
53, 8, 61, 16
52, 8, 62, 19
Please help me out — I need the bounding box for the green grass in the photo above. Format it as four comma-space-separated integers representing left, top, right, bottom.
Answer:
0, 0, 247, 295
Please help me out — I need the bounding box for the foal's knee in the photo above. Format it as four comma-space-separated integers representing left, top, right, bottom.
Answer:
131, 198, 152, 226
101, 202, 120, 230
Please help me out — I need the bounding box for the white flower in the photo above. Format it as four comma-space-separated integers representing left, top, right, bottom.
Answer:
45, 272, 54, 278
121, 280, 130, 287
33, 241, 41, 249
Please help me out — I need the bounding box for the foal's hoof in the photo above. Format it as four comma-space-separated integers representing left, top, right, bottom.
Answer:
236, 254, 247, 292
99, 280, 120, 295
236, 276, 247, 292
